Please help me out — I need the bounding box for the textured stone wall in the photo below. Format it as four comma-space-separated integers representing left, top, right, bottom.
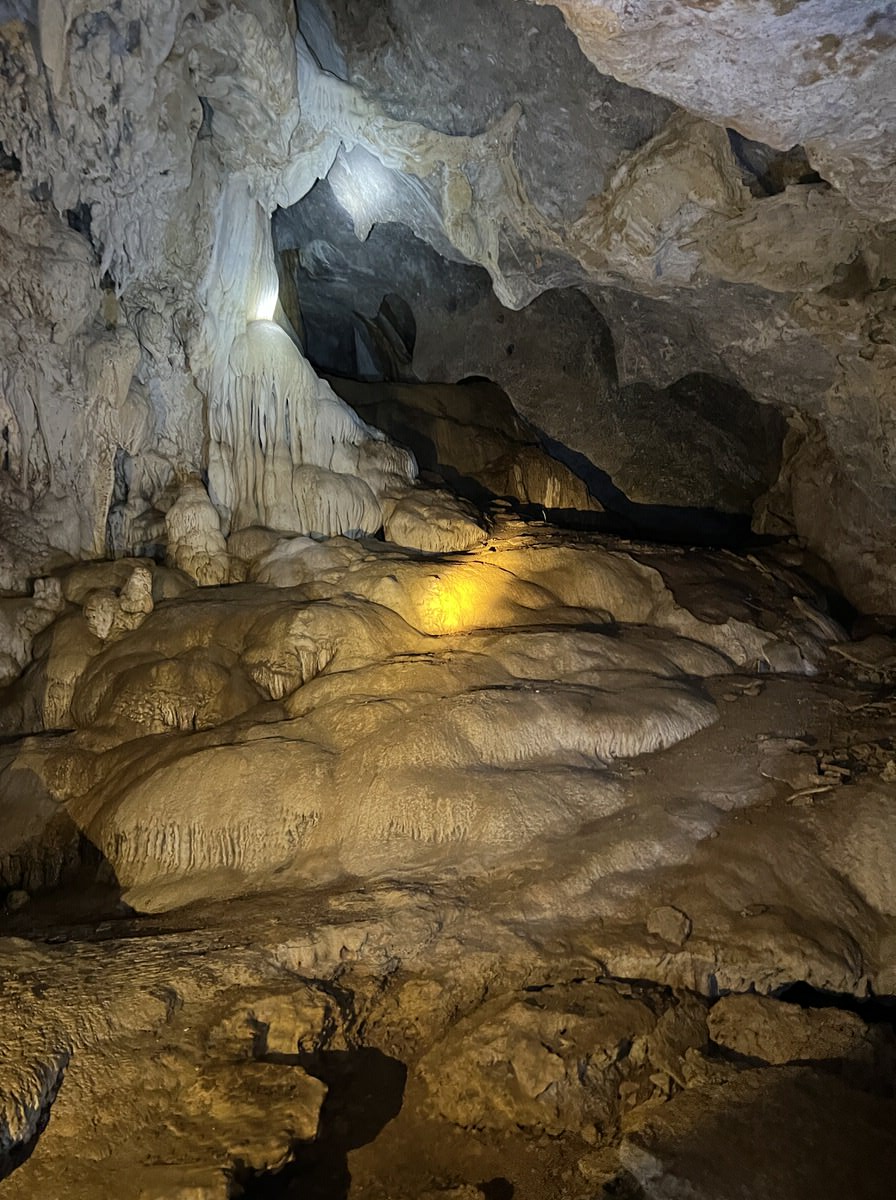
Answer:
285, 0, 896, 609
0, 0, 894, 607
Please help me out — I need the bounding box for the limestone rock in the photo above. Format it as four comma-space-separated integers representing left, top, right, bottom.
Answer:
181, 1061, 326, 1172
645, 998, 708, 1087
330, 376, 604, 518
248, 534, 368, 588
382, 488, 488, 554
165, 479, 230, 587
646, 906, 692, 947
0, 4, 895, 1195
418, 982, 658, 1135
227, 526, 286, 564
1, 0, 895, 609
0, 578, 65, 687
537, 0, 895, 220
279, 186, 784, 524
82, 563, 154, 642
0, 173, 135, 585
0, 939, 328, 1200
278, 1, 896, 610
707, 993, 890, 1067
317, 0, 674, 226
817, 784, 896, 918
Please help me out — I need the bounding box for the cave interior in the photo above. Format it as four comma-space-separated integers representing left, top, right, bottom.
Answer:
0, 1, 895, 1197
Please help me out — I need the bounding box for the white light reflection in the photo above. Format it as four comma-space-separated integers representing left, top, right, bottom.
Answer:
327, 146, 397, 240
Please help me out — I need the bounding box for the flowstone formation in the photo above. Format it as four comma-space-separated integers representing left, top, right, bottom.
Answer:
0, 0, 473, 597
1, 0, 895, 1197
2, 513, 896, 1196
0, 515, 834, 909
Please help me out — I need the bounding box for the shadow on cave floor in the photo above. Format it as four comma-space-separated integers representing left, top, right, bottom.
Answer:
535, 430, 768, 549
325, 370, 777, 551
1, 828, 136, 942
232, 1047, 407, 1200
776, 982, 896, 1028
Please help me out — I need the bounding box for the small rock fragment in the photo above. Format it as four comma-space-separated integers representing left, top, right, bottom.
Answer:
647, 905, 692, 946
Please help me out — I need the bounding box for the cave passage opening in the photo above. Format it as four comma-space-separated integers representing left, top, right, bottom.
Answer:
270, 184, 790, 553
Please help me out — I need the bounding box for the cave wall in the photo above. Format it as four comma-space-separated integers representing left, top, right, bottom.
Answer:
0, 0, 421, 590
284, 0, 896, 610
0, 0, 893, 608
540, 0, 895, 222
276, 179, 786, 518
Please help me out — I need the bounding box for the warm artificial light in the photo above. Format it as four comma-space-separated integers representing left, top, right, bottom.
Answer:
419, 569, 495, 634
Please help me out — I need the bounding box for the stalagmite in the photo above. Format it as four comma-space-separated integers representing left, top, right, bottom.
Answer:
164, 478, 230, 586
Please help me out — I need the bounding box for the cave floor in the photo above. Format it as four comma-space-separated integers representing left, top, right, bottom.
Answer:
2, 664, 896, 1199
1, 520, 896, 1198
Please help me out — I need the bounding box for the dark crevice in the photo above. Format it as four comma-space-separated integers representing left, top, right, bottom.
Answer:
535, 427, 768, 549
726, 130, 824, 197
1, 828, 132, 938
64, 201, 93, 242
479, 1179, 515, 1200
774, 981, 896, 1028
105, 444, 131, 557
198, 95, 214, 140
232, 1047, 407, 1200
0, 141, 22, 174
599, 1172, 647, 1198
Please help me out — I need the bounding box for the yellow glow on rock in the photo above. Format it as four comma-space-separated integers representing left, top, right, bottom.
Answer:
419, 569, 495, 634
